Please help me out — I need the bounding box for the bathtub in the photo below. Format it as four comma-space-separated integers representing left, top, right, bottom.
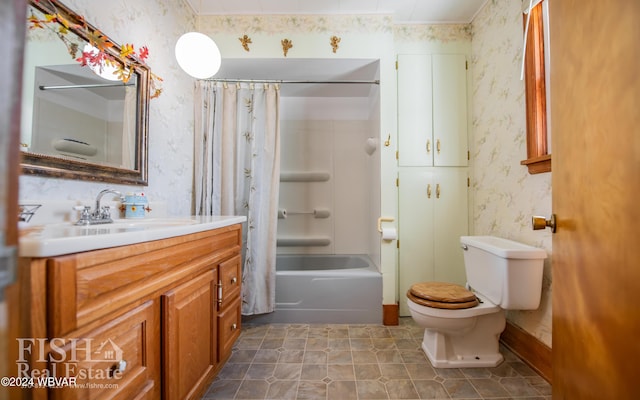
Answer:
249, 254, 383, 324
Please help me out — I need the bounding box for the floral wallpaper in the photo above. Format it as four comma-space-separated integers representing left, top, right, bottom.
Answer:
19, 0, 196, 216
393, 24, 471, 43
471, 0, 553, 347
201, 14, 393, 35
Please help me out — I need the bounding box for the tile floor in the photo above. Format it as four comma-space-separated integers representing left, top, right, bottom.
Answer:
202, 318, 551, 400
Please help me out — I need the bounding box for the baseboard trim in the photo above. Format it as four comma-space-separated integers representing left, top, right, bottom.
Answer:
383, 303, 399, 326
500, 321, 552, 383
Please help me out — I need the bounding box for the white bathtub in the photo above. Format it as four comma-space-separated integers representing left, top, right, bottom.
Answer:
249, 254, 383, 324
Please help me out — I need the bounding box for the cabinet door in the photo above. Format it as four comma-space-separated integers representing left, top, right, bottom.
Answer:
398, 54, 433, 167
432, 168, 468, 284
433, 54, 468, 167
49, 300, 160, 400
398, 168, 435, 316
398, 54, 468, 167
398, 168, 468, 316
162, 270, 217, 400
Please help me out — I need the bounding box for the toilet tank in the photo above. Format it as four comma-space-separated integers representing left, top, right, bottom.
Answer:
460, 236, 547, 310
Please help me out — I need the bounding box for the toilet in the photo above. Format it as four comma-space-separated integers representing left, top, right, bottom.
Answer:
407, 235, 546, 368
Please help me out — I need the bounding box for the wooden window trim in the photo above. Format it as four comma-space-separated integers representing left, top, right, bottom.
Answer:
521, 1, 551, 174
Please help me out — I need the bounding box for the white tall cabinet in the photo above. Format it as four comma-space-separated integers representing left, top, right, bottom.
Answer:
397, 53, 469, 316
398, 54, 468, 167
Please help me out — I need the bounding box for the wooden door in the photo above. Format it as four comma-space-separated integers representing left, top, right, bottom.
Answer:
550, 0, 640, 398
162, 270, 217, 400
2, 2, 27, 399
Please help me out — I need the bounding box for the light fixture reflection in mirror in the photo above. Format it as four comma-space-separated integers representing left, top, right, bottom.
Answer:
175, 32, 221, 79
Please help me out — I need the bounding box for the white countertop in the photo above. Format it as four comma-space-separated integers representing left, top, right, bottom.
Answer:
19, 215, 246, 258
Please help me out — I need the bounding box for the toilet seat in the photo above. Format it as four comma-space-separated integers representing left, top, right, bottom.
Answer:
407, 282, 479, 310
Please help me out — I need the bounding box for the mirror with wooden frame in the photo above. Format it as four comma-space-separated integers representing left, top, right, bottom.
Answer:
20, 0, 150, 185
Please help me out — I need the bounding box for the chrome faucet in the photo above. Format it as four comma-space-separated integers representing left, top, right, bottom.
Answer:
75, 189, 126, 225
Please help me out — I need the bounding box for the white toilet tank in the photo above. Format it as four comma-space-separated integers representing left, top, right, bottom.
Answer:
460, 236, 547, 310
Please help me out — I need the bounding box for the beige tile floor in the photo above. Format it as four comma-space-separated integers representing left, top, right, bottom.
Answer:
202, 317, 551, 400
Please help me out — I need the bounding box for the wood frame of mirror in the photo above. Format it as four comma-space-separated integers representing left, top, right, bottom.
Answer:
21, 0, 150, 185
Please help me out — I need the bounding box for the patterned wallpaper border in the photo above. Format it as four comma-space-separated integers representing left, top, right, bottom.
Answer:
201, 14, 471, 43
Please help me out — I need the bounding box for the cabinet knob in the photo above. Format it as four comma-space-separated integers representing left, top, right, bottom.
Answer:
436, 183, 441, 199
231, 323, 237, 331
231, 277, 237, 284
436, 139, 441, 154
427, 184, 432, 199
110, 360, 127, 377
426, 140, 431, 153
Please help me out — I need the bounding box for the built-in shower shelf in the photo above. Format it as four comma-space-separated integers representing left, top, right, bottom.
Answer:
277, 237, 331, 247
280, 171, 330, 182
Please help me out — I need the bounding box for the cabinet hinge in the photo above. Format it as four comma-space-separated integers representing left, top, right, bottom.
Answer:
396, 178, 399, 187
395, 60, 398, 70
467, 177, 470, 187
465, 60, 468, 70
467, 150, 470, 160
395, 150, 399, 160
396, 240, 400, 249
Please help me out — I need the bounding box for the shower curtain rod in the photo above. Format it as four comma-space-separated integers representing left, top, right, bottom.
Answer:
39, 83, 134, 90
205, 78, 380, 85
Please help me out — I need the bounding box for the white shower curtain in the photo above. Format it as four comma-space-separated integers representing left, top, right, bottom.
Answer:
194, 81, 280, 315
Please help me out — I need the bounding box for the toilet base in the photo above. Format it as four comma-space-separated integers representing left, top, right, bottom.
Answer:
421, 339, 503, 368
419, 311, 506, 368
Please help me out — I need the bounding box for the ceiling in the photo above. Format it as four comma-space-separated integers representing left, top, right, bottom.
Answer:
187, 0, 488, 24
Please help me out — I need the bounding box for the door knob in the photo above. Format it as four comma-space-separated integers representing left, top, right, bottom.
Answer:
532, 214, 556, 233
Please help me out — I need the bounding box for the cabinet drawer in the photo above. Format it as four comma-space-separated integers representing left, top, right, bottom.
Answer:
48, 227, 241, 337
217, 295, 241, 362
49, 300, 160, 400
218, 255, 241, 311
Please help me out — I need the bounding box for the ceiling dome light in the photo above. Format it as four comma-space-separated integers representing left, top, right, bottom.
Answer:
175, 32, 221, 79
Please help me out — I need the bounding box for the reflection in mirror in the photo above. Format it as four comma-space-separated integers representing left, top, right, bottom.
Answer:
21, 0, 150, 185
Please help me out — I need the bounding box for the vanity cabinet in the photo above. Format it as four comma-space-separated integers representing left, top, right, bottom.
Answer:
16, 224, 242, 400
397, 53, 468, 167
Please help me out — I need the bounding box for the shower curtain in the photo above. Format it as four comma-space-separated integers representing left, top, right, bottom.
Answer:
194, 81, 280, 315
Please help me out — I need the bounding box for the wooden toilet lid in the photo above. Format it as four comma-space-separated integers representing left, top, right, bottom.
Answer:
407, 282, 479, 309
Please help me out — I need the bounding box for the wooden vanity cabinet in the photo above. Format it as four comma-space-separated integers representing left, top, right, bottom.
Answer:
17, 224, 242, 400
